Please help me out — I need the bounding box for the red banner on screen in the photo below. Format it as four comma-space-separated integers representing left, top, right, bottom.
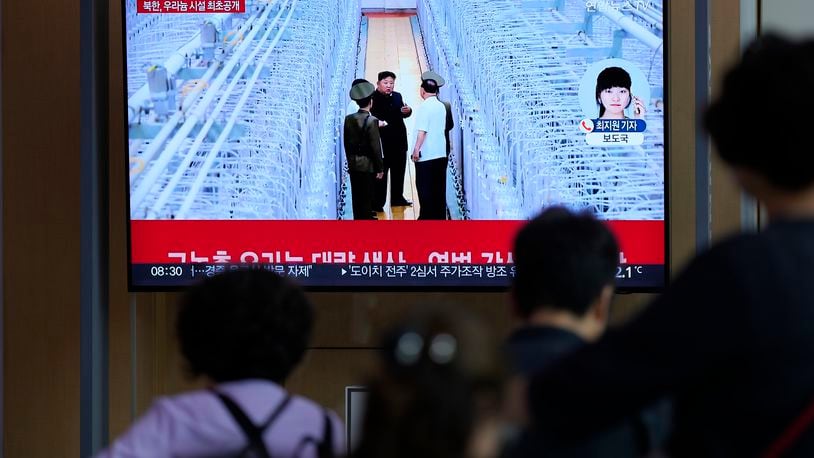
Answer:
137, 0, 245, 13
131, 220, 664, 265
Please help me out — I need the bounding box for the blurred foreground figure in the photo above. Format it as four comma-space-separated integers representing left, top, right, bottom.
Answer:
504, 207, 668, 457
530, 35, 814, 457
353, 307, 503, 458
99, 270, 343, 458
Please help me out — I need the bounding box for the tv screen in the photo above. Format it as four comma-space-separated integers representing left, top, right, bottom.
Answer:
125, 0, 667, 290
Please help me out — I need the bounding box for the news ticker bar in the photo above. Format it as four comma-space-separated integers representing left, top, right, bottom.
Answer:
132, 263, 665, 288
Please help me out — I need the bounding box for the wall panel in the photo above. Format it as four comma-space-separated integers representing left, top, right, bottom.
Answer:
3, 0, 82, 455
710, 0, 750, 241
668, 0, 697, 272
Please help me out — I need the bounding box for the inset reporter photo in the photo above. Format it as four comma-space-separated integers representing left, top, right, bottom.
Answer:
579, 58, 652, 122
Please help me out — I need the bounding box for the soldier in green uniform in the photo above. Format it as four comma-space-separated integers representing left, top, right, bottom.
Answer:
343, 81, 384, 220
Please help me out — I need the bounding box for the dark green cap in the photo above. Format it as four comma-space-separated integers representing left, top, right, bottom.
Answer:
349, 81, 375, 101
421, 70, 445, 88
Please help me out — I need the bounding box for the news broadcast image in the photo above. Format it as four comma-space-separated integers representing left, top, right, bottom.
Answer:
125, 0, 666, 289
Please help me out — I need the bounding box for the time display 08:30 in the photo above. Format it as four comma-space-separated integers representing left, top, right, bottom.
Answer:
149, 265, 184, 277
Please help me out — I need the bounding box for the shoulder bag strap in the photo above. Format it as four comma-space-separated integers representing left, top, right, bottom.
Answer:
763, 396, 814, 458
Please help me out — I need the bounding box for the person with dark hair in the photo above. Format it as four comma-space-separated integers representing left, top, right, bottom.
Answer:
344, 81, 384, 220
529, 35, 814, 456
98, 269, 343, 457
353, 307, 504, 458
595, 66, 645, 119
509, 207, 618, 372
411, 78, 449, 220
504, 207, 668, 457
371, 70, 413, 212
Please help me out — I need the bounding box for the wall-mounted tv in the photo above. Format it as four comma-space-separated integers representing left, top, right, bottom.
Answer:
124, 0, 667, 290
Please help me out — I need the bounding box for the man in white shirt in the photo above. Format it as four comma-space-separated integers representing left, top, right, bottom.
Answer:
411, 78, 448, 220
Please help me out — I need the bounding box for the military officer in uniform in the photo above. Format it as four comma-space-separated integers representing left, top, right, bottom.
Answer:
343, 81, 384, 220
346, 78, 367, 116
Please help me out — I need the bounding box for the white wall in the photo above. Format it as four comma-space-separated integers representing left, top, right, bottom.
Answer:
761, 0, 814, 37
361, 0, 417, 9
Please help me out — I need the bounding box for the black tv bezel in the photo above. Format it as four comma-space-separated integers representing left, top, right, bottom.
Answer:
122, 1, 670, 293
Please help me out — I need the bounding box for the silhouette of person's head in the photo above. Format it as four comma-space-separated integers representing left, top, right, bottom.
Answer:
177, 269, 313, 384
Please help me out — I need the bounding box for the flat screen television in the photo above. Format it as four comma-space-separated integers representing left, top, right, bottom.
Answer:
124, 0, 668, 290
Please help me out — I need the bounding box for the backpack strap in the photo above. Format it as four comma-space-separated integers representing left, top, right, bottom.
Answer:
292, 409, 336, 458
317, 410, 335, 458
259, 394, 293, 431
213, 389, 293, 458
